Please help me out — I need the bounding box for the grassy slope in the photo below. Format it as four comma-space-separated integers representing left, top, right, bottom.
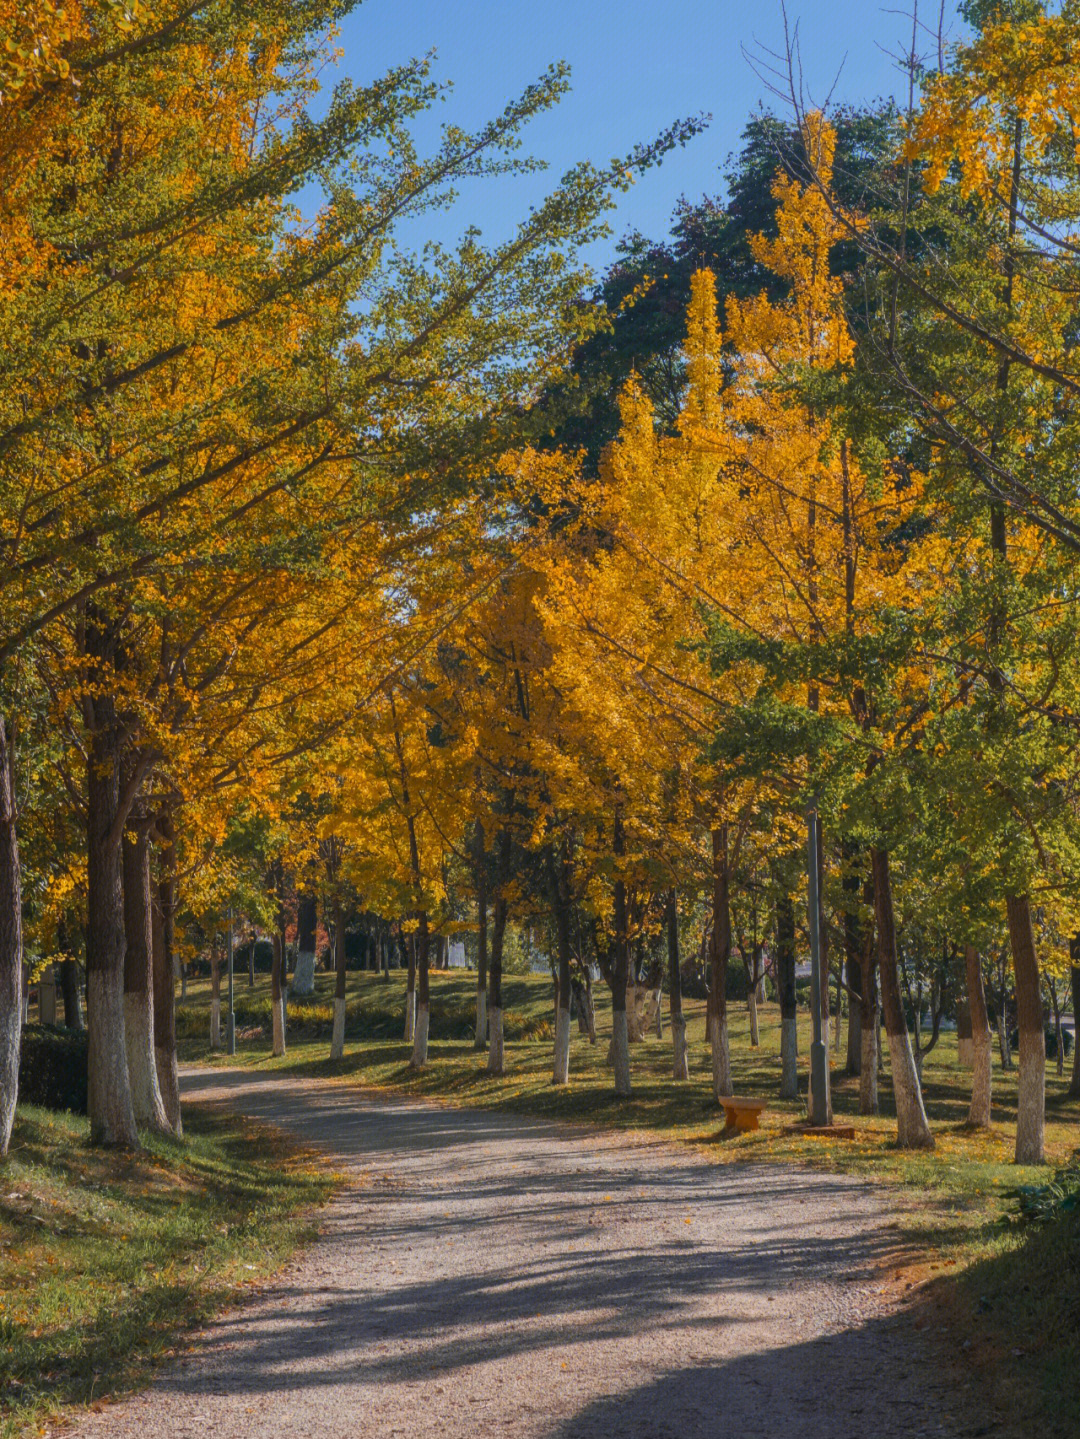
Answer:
0, 1103, 336, 1438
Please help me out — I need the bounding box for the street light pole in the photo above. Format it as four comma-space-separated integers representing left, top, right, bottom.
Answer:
807, 805, 830, 1126
226, 910, 237, 1056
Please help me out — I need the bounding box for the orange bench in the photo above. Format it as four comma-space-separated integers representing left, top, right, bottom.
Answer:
718, 1096, 769, 1133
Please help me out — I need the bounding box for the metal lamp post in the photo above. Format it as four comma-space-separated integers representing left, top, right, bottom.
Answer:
807, 805, 830, 1126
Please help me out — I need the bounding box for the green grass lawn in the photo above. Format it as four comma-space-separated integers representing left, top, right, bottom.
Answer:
0, 1103, 336, 1439
178, 965, 1079, 1206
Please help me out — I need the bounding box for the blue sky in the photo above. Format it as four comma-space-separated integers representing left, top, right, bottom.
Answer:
326, 1, 964, 274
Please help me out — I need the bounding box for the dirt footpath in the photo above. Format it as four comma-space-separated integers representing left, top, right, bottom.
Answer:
70, 1068, 986, 1439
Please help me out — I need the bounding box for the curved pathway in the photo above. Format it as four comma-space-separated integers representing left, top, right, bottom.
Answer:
72, 1068, 980, 1439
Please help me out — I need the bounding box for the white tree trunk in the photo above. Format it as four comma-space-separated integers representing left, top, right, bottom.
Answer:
611, 1009, 631, 1096
860, 1021, 878, 1115
475, 985, 487, 1050
124, 990, 169, 1132
653, 988, 663, 1039
886, 1028, 934, 1148
330, 996, 346, 1061
292, 949, 316, 996
968, 1022, 992, 1128
552, 1006, 571, 1085
272, 994, 286, 1057
671, 1014, 689, 1080
487, 1006, 504, 1074
780, 1015, 798, 1100
1016, 1041, 1045, 1164
87, 968, 138, 1148
410, 1002, 429, 1068
210, 996, 221, 1051
708, 1010, 731, 1099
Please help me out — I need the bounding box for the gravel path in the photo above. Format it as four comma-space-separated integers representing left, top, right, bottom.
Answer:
72, 1067, 983, 1439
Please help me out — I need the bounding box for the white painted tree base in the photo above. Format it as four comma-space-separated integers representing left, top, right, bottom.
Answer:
779, 1015, 798, 1100
886, 1028, 934, 1149
410, 1003, 429, 1068
671, 1015, 689, 1081
611, 1010, 631, 1096
330, 996, 346, 1060
155, 1045, 183, 1137
292, 950, 316, 997
957, 1037, 974, 1068
1015, 1038, 1045, 1164
860, 1022, 879, 1116
87, 970, 138, 1148
487, 1007, 505, 1074
708, 1011, 731, 1100
967, 1026, 992, 1129
272, 995, 286, 1056
124, 991, 169, 1132
552, 1007, 571, 1085
475, 987, 487, 1050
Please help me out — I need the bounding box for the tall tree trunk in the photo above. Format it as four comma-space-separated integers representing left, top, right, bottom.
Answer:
85, 717, 138, 1149
474, 824, 488, 1051
0, 715, 23, 1157
747, 951, 761, 1048
870, 848, 933, 1149
610, 806, 631, 1097
150, 815, 181, 1135
210, 947, 221, 1050
1006, 895, 1045, 1165
60, 958, 84, 1031
842, 851, 862, 1076
668, 888, 688, 1080
776, 890, 798, 1100
857, 904, 879, 1117
330, 896, 347, 1060
293, 892, 317, 995
955, 943, 974, 1069
271, 866, 286, 1057
404, 933, 416, 1041
410, 913, 430, 1068
707, 826, 732, 1100
963, 944, 992, 1128
551, 846, 573, 1086
1069, 944, 1080, 1100
487, 891, 507, 1075
122, 825, 169, 1132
